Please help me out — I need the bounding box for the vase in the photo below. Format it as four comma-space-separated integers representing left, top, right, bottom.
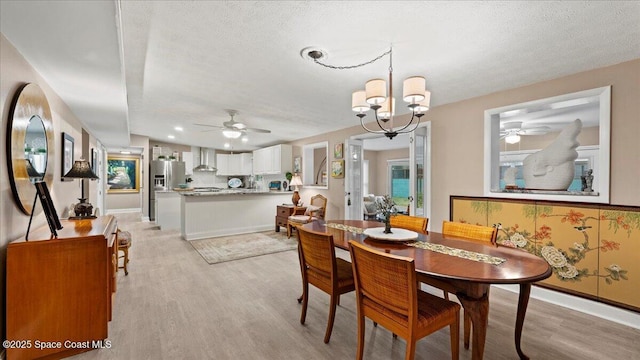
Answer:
383, 215, 392, 234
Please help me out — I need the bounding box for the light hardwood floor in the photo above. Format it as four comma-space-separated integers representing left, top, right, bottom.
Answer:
71, 213, 640, 360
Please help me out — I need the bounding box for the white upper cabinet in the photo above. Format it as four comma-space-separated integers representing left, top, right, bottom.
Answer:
252, 144, 292, 175
216, 153, 253, 176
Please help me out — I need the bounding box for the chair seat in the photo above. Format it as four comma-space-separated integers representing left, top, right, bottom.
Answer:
118, 231, 132, 247
362, 290, 460, 329
289, 215, 318, 224
307, 258, 355, 289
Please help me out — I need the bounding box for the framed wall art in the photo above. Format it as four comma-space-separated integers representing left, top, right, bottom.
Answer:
331, 159, 344, 179
107, 155, 140, 193
90, 148, 98, 174
293, 156, 301, 173
334, 143, 343, 159
61, 132, 74, 181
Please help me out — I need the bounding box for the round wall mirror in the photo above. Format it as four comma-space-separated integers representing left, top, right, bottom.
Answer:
6, 83, 55, 215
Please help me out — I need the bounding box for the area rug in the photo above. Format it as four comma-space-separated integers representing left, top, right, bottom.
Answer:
190, 231, 297, 264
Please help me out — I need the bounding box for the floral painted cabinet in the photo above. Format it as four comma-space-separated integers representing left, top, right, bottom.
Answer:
450, 196, 640, 312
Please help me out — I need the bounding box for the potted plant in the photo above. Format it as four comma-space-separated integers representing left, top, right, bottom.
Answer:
285, 172, 293, 191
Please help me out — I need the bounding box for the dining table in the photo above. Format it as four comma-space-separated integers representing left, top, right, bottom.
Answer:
301, 220, 552, 360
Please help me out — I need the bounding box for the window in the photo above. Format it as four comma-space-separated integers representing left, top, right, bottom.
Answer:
363, 160, 369, 196
388, 160, 409, 207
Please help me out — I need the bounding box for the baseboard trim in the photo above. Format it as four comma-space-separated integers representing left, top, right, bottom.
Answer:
495, 284, 640, 330
106, 208, 142, 214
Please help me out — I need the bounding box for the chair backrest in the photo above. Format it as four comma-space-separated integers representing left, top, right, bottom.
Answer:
349, 240, 417, 321
309, 194, 328, 220
390, 215, 428, 233
297, 226, 337, 280
442, 221, 497, 244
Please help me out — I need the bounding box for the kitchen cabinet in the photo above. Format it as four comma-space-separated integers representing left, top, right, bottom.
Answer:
253, 144, 292, 175
216, 153, 252, 176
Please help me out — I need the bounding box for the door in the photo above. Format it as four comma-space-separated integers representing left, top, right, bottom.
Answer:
344, 138, 364, 220
409, 125, 430, 219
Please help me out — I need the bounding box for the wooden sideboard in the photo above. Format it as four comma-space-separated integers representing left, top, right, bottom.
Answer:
451, 196, 640, 312
6, 215, 118, 360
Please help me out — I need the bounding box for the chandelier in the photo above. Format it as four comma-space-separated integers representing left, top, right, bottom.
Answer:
305, 46, 430, 139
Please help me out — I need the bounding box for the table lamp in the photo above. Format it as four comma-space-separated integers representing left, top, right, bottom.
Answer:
63, 159, 99, 219
290, 174, 303, 206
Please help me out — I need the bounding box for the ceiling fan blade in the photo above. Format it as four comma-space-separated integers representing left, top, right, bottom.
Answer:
244, 128, 271, 134
194, 123, 224, 129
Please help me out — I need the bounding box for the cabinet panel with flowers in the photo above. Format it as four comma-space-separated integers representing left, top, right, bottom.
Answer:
597, 208, 640, 309
450, 196, 640, 312
450, 198, 488, 226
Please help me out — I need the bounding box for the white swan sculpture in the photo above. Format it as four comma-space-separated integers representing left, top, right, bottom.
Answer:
523, 119, 582, 190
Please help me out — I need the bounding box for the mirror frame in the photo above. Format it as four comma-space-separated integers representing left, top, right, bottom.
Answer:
302, 141, 329, 189
6, 83, 55, 214
484, 86, 611, 203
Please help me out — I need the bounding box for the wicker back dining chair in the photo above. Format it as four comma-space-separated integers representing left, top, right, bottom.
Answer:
296, 226, 355, 343
287, 194, 327, 238
390, 215, 429, 233
349, 240, 460, 360
441, 220, 497, 349
442, 221, 498, 245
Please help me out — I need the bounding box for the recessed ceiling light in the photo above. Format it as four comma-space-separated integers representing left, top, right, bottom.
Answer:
224, 143, 230, 148
241, 135, 248, 143
174, 126, 183, 131
168, 135, 175, 139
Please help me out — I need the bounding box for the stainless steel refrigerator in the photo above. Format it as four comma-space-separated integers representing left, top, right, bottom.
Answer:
149, 160, 186, 221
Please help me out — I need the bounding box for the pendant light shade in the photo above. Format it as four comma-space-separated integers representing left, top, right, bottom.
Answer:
365, 79, 386, 105
351, 90, 370, 112
402, 76, 426, 103
413, 91, 431, 112
377, 97, 396, 119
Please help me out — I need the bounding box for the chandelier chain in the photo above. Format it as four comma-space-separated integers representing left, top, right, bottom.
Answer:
313, 49, 392, 70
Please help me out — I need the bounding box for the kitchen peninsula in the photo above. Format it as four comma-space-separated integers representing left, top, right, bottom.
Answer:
179, 189, 291, 240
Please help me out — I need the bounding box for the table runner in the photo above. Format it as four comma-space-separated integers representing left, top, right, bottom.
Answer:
406, 242, 506, 265
326, 222, 506, 265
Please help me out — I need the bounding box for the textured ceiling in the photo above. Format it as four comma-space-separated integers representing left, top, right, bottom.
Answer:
2, 1, 639, 152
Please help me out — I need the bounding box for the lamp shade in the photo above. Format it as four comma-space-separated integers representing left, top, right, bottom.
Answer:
63, 160, 98, 179
377, 97, 396, 119
402, 76, 426, 103
351, 90, 370, 112
290, 175, 303, 187
413, 90, 431, 112
222, 129, 242, 139
365, 79, 386, 105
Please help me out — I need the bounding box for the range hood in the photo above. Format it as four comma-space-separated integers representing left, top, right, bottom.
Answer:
193, 147, 217, 172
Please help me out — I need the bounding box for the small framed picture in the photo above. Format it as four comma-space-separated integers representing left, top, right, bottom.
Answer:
91, 148, 98, 174
61, 132, 74, 181
331, 160, 344, 179
334, 143, 343, 159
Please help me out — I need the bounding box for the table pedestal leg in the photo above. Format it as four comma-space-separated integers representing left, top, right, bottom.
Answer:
515, 283, 532, 360
457, 293, 489, 360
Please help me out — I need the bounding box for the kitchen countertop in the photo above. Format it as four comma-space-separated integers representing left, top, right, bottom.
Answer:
180, 189, 293, 196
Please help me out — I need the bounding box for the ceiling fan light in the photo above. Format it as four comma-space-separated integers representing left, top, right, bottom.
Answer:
352, 90, 370, 112
365, 79, 386, 105
505, 133, 521, 144
241, 135, 248, 143
402, 76, 426, 103
413, 90, 431, 112
222, 129, 242, 139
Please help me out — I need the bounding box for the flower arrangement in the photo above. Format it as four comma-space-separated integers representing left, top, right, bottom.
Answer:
376, 195, 398, 233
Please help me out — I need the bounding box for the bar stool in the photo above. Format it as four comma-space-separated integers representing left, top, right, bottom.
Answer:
117, 230, 132, 275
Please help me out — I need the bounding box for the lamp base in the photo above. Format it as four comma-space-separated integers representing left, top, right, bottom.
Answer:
292, 191, 300, 207
73, 198, 95, 218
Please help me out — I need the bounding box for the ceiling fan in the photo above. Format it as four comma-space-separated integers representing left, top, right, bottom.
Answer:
194, 110, 271, 139
500, 121, 550, 144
